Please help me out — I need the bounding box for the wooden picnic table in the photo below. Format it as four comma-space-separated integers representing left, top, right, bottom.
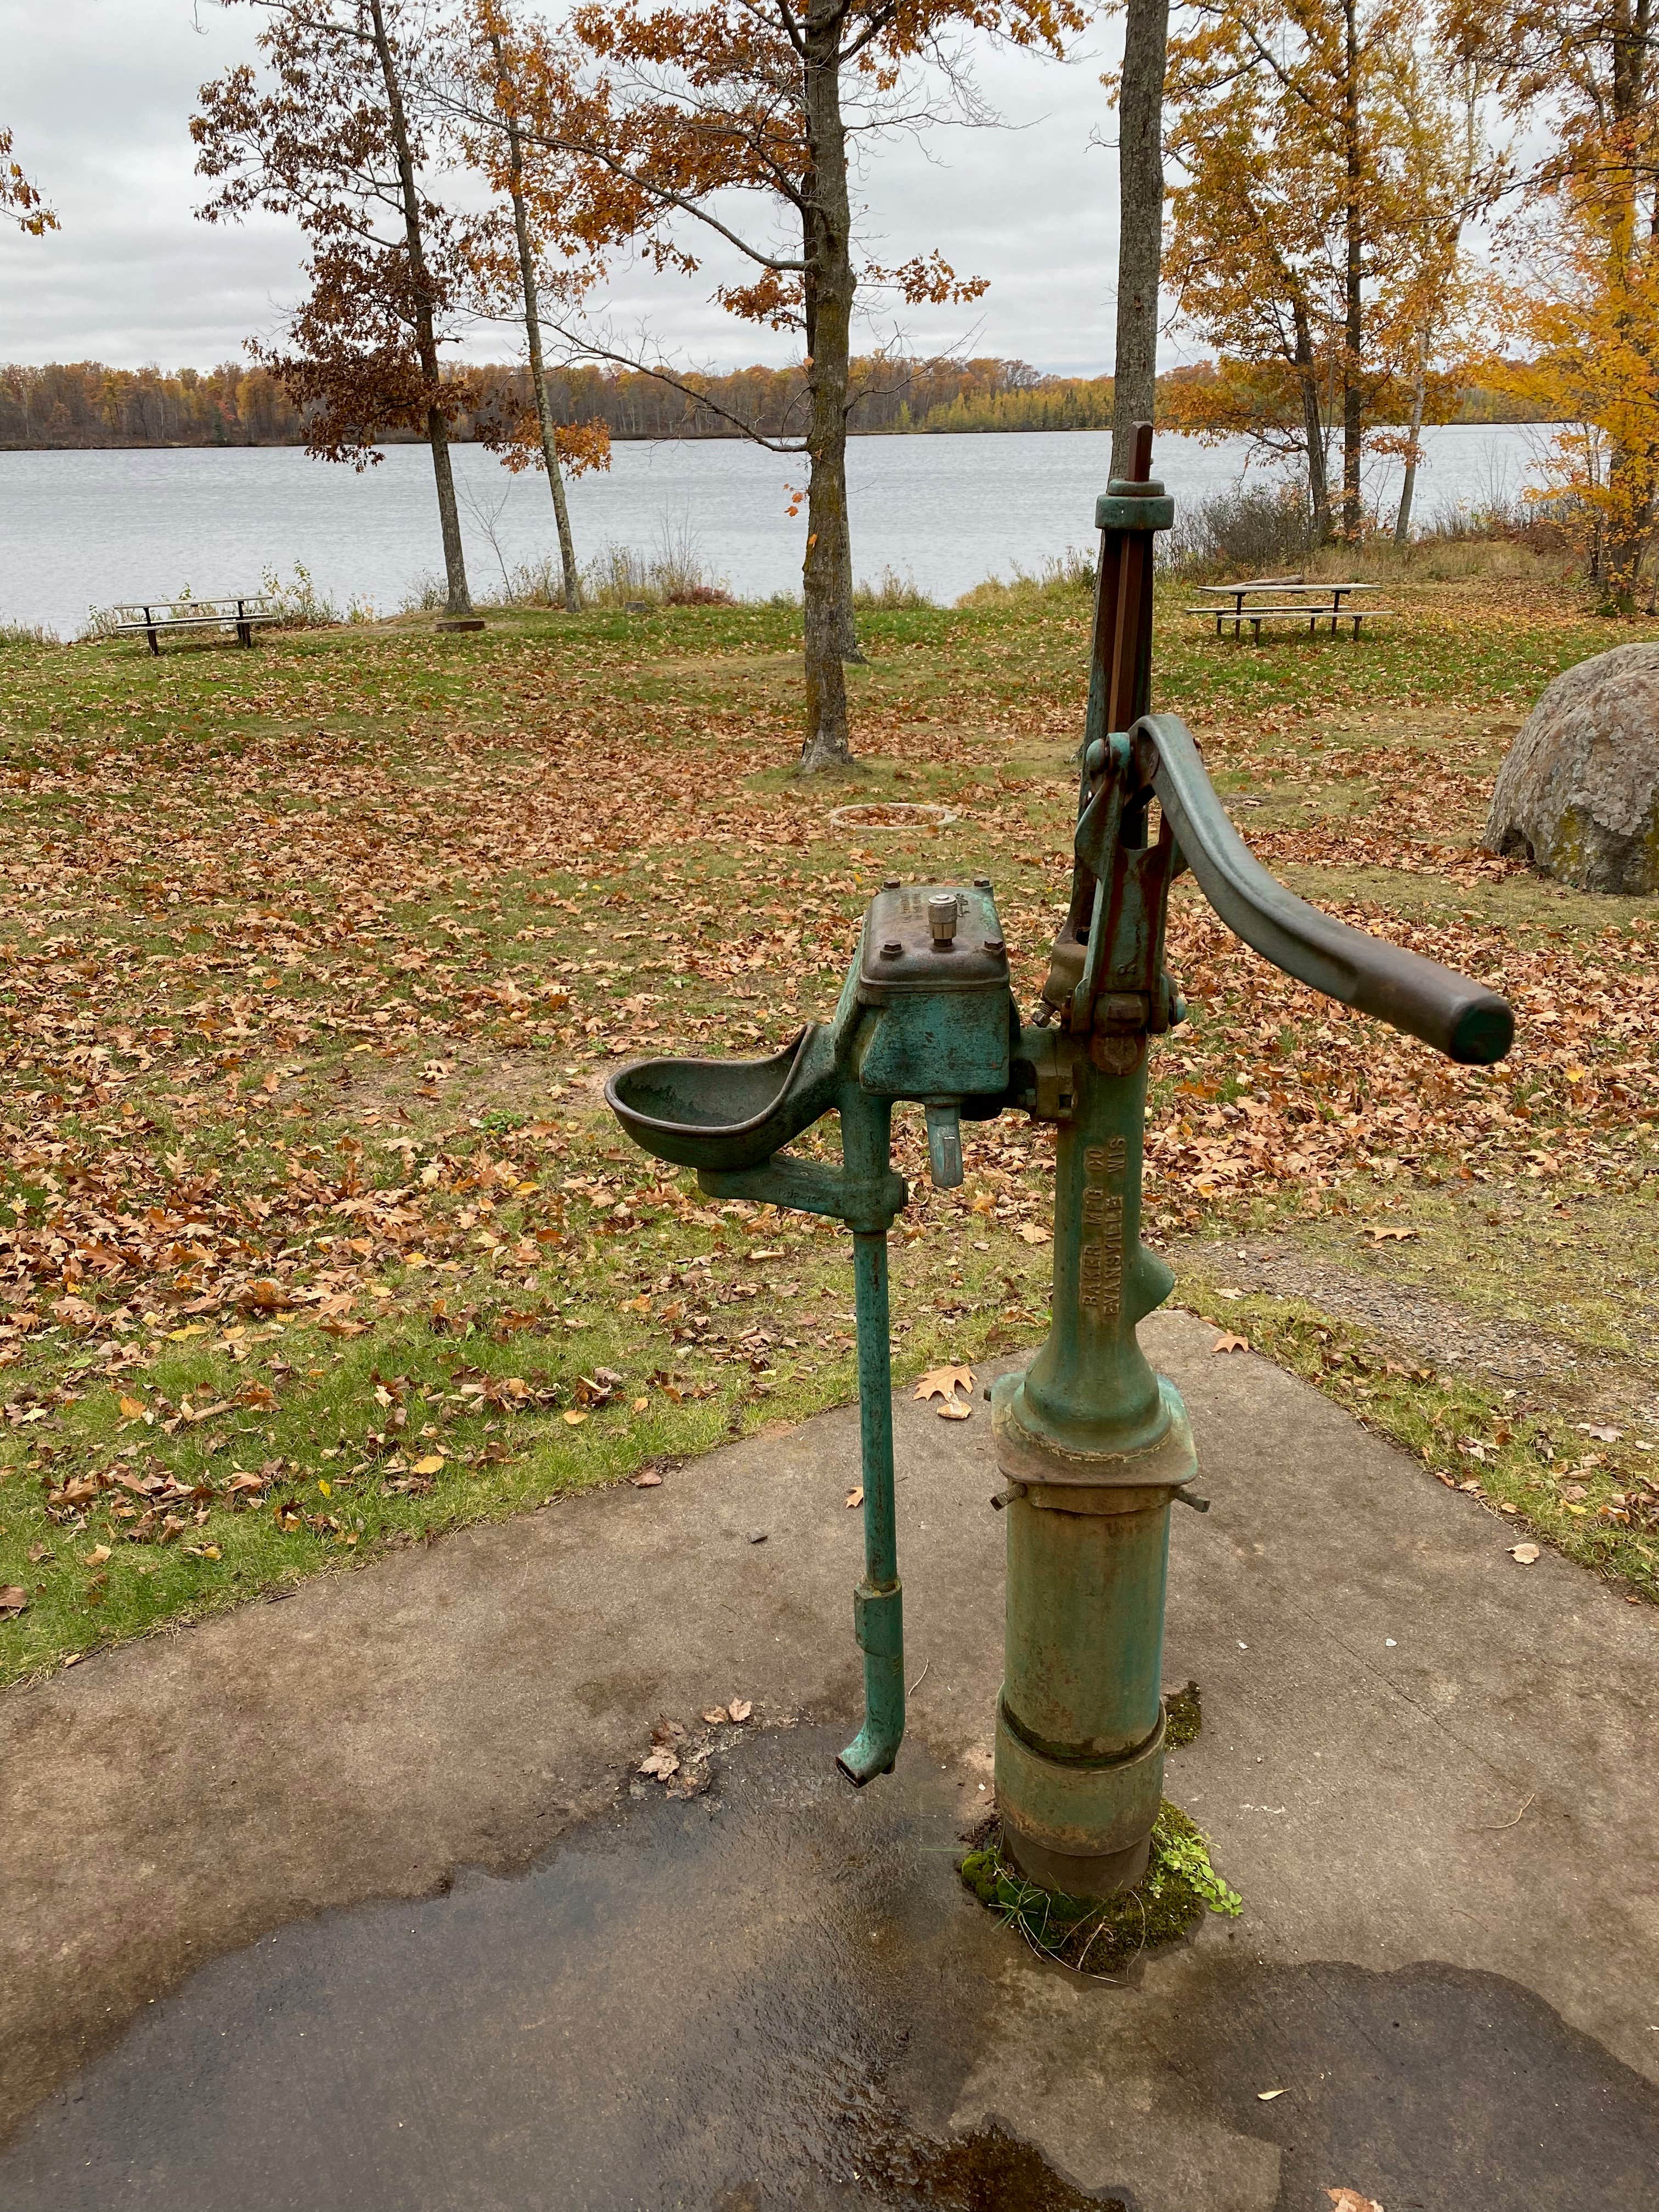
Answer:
109, 595, 283, 656
1188, 577, 1388, 641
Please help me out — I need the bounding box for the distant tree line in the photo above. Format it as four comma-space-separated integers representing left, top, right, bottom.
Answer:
0, 361, 306, 448
8, 0, 1651, 751
0, 353, 1542, 453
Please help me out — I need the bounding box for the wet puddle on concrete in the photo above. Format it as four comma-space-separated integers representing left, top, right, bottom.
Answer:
3, 1724, 1655, 2209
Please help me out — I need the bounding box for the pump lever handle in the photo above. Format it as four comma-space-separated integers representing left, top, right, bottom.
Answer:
1137, 713, 1514, 1066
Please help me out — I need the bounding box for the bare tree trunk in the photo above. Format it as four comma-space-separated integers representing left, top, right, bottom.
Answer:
369, 0, 471, 617
1292, 298, 1331, 542
801, 131, 862, 669
798, 0, 855, 773
488, 29, 582, 612
1340, 0, 1364, 543
1111, 0, 1170, 478
425, 405, 471, 613
837, 522, 865, 661
1393, 358, 1426, 544
537, 363, 583, 612
1601, 48, 1650, 610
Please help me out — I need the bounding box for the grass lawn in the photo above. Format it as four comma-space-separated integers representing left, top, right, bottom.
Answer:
0, 561, 1654, 1682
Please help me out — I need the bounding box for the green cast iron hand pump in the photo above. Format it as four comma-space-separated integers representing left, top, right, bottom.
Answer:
607, 427, 1513, 1894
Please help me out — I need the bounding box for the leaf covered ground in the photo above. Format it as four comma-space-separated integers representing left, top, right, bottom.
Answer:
0, 565, 1654, 1678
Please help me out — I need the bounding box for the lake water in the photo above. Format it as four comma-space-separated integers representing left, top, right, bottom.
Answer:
0, 422, 1555, 637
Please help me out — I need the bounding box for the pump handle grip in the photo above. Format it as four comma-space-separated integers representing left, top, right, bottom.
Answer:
1138, 713, 1513, 1066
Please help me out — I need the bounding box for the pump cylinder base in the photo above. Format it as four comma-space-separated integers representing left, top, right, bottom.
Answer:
1001, 1828, 1151, 1899
994, 1699, 1165, 1901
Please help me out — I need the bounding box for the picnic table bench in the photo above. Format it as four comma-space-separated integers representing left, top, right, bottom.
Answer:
1186, 577, 1389, 641
109, 595, 283, 654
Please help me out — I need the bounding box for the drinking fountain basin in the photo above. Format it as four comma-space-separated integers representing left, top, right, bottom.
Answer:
604, 1022, 837, 1173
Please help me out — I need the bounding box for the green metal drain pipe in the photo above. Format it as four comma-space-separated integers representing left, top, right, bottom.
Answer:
842, 1224, 905, 1784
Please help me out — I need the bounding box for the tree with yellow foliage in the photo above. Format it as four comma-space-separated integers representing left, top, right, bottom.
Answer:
1161, 0, 1494, 543
445, 1, 614, 613
1455, 0, 1659, 601
1373, 49, 1498, 539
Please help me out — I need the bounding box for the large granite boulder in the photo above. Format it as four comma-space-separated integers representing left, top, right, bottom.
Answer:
1487, 642, 1659, 893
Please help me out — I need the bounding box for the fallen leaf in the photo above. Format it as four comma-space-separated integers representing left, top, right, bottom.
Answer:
936, 1398, 973, 1421
0, 1587, 27, 1616
1256, 2088, 1288, 2101
84, 1544, 111, 1567
629, 1470, 663, 1488
562, 1408, 588, 1426
701, 1708, 728, 1725
411, 1453, 445, 1475
727, 1697, 752, 1723
632, 1395, 648, 1412
1212, 1333, 1251, 1354
1578, 1422, 1623, 1442
637, 1747, 679, 1779
1509, 1542, 1541, 1565
915, 1363, 974, 1404
1326, 2193, 1384, 2212
1017, 1223, 1051, 1245
117, 1395, 146, 1420
846, 1486, 864, 1509
1364, 1224, 1418, 1243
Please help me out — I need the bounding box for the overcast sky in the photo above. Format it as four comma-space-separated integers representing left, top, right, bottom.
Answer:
0, 0, 1173, 379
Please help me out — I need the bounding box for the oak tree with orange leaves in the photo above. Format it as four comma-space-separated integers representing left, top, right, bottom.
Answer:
469, 0, 1083, 771
194, 0, 477, 617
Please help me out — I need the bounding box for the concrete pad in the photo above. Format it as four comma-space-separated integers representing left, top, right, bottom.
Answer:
1, 1312, 1655, 2207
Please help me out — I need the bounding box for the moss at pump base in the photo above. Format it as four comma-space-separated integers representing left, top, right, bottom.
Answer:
1163, 1678, 1203, 1749
958, 1804, 1240, 1976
